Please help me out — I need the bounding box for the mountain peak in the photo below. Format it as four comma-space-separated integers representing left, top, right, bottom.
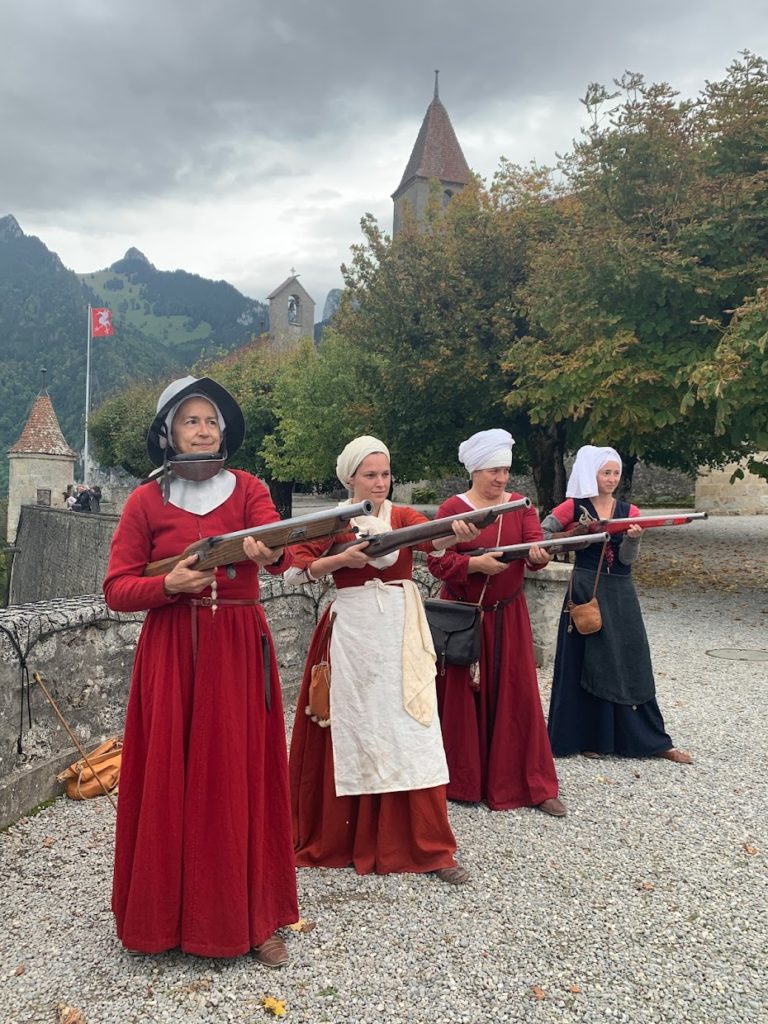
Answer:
122, 246, 152, 265
0, 214, 24, 241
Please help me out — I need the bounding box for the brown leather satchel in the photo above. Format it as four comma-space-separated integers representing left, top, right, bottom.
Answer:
306, 614, 334, 727
57, 737, 123, 800
567, 542, 607, 635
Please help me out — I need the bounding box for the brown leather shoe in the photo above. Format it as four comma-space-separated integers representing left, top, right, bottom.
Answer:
253, 934, 289, 968
655, 748, 693, 765
536, 797, 567, 817
432, 864, 471, 884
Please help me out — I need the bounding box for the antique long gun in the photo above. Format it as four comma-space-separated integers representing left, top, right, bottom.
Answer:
559, 512, 708, 537
144, 500, 374, 577
326, 498, 531, 559
463, 532, 610, 563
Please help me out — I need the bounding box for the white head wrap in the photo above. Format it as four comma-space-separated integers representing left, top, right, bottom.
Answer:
336, 435, 390, 490
458, 429, 514, 474
566, 445, 623, 498
156, 376, 225, 451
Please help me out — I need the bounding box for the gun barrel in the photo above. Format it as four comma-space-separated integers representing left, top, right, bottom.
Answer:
465, 531, 610, 559
144, 499, 374, 577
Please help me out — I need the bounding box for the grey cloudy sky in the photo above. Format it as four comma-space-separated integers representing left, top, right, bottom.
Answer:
2, 0, 766, 316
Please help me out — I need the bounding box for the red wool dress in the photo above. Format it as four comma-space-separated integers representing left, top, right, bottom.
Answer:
427, 495, 559, 810
104, 470, 298, 957
289, 505, 459, 875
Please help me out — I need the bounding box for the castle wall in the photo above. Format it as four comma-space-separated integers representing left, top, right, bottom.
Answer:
695, 457, 768, 514
0, 559, 569, 827
9, 505, 120, 605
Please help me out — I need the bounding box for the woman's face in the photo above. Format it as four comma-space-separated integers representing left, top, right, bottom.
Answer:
472, 466, 510, 502
350, 452, 391, 509
596, 460, 622, 496
171, 397, 222, 456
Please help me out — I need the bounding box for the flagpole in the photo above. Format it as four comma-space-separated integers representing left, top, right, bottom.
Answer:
83, 305, 92, 484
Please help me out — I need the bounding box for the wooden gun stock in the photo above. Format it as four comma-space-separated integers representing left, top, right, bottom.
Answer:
327, 497, 531, 559
465, 532, 610, 562
144, 500, 374, 577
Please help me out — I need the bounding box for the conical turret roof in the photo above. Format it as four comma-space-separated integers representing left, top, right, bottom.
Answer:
8, 391, 77, 458
392, 74, 471, 199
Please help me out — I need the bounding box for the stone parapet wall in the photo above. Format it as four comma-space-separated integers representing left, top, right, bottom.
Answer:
10, 505, 121, 605
695, 457, 768, 514
1, 557, 567, 827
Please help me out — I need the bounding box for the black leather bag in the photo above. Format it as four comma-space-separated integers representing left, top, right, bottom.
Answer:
424, 598, 482, 670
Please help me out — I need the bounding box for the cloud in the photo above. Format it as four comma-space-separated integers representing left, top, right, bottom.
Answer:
2, 0, 766, 316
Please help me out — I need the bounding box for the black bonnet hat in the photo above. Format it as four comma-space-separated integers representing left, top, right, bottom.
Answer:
147, 376, 245, 468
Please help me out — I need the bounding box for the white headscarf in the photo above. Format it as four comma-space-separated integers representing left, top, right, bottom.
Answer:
458, 429, 514, 474
566, 445, 623, 498
336, 435, 390, 490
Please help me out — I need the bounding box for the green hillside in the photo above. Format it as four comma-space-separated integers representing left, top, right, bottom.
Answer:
0, 218, 269, 494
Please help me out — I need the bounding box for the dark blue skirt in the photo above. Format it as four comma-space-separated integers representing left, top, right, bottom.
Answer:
547, 593, 673, 758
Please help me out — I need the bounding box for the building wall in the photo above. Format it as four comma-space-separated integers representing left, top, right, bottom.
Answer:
7, 453, 75, 543
695, 456, 768, 514
269, 284, 316, 350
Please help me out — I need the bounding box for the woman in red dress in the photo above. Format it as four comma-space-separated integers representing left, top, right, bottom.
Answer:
104, 376, 298, 966
287, 436, 476, 882
427, 429, 565, 815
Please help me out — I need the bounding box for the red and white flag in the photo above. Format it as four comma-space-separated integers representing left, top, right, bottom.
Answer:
91, 307, 114, 337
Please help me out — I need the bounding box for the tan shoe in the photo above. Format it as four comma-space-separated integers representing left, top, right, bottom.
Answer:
655, 748, 693, 765
253, 934, 289, 968
536, 797, 567, 817
432, 864, 470, 884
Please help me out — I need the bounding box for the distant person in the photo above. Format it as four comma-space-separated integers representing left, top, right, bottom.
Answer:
90, 485, 102, 514
65, 490, 77, 510
72, 485, 92, 512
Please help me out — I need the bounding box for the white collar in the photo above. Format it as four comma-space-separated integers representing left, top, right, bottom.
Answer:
165, 469, 236, 515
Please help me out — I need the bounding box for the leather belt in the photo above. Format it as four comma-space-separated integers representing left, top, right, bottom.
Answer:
480, 586, 523, 738
183, 598, 271, 710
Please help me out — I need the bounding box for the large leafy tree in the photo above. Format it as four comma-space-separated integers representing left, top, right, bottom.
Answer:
507, 55, 768, 495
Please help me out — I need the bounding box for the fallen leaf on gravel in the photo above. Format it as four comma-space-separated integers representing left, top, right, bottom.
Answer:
261, 995, 287, 1017
638, 881, 655, 891
531, 985, 546, 1000
42, 836, 55, 848
182, 979, 212, 993
288, 917, 316, 933
14, 963, 25, 976
57, 1005, 85, 1024
567, 984, 582, 993
743, 843, 759, 856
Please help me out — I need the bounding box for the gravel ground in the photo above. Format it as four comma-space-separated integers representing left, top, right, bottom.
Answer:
1, 515, 766, 1024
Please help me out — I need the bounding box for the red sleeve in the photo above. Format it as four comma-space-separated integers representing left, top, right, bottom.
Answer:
549, 498, 575, 528
103, 489, 179, 612
241, 474, 294, 575
426, 498, 471, 584
521, 501, 547, 572
396, 506, 431, 552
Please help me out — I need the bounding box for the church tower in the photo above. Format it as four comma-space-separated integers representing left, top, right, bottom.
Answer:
392, 72, 471, 235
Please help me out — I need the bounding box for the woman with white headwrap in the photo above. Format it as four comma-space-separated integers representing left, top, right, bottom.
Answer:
286, 435, 476, 882
541, 445, 692, 763
427, 429, 566, 815
104, 377, 299, 966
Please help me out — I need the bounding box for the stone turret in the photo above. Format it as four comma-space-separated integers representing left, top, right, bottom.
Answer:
7, 385, 77, 543
392, 72, 471, 235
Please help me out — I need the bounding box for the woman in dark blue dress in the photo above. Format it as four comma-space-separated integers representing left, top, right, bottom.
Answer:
542, 446, 692, 763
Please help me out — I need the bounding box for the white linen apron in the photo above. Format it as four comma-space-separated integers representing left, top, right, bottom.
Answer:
330, 580, 449, 797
